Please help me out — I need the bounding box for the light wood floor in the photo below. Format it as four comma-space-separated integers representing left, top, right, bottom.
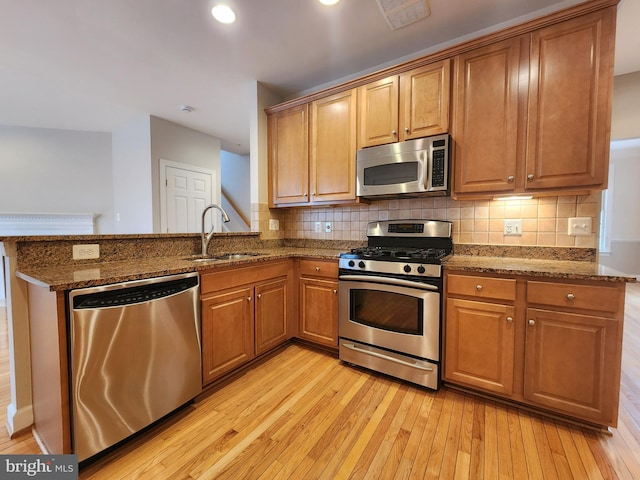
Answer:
1, 282, 639, 479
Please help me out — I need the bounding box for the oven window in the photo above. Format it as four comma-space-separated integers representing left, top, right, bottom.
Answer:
350, 289, 423, 335
363, 162, 418, 186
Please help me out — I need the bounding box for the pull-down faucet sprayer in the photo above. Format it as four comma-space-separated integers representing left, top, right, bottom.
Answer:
201, 204, 231, 256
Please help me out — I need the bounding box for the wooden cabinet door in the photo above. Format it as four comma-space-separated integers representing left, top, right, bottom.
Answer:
269, 104, 309, 205
310, 89, 357, 203
453, 36, 526, 195
201, 287, 254, 385
299, 277, 338, 347
399, 60, 450, 141
358, 75, 399, 148
524, 308, 620, 425
255, 278, 288, 356
444, 298, 516, 395
525, 7, 615, 190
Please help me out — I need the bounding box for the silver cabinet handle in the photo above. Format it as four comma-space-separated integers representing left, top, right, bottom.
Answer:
507, 176, 514, 183
303, 193, 308, 197
405, 127, 410, 133
528, 319, 535, 326
566, 293, 575, 300
476, 284, 483, 291
315, 266, 320, 272
392, 130, 397, 135
332, 289, 337, 294
257, 293, 262, 299
247, 296, 252, 302
506, 317, 513, 323
527, 174, 534, 180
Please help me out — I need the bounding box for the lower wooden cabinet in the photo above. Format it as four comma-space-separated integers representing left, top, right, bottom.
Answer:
444, 271, 626, 427
201, 260, 294, 385
445, 298, 515, 396
298, 259, 339, 348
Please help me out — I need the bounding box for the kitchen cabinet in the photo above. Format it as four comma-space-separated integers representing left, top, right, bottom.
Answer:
298, 259, 339, 349
524, 281, 622, 425
444, 271, 625, 427
445, 275, 517, 395
452, 7, 615, 198
358, 60, 450, 148
201, 260, 294, 385
268, 104, 309, 205
269, 89, 357, 207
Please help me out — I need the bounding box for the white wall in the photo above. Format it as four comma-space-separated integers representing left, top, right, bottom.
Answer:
221, 150, 250, 213
112, 115, 153, 233
611, 71, 640, 140
0, 126, 114, 233
149, 116, 221, 232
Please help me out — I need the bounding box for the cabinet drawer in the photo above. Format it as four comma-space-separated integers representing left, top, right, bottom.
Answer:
526, 281, 621, 313
299, 259, 338, 279
447, 274, 516, 301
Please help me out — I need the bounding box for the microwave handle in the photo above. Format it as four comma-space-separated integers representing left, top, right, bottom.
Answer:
423, 148, 432, 191
338, 275, 438, 291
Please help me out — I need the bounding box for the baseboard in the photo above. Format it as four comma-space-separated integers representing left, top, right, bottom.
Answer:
5, 402, 34, 438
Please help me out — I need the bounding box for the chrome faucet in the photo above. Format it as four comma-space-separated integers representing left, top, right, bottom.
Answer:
201, 203, 231, 256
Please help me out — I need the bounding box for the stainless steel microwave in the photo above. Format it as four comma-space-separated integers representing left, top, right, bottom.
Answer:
356, 134, 449, 198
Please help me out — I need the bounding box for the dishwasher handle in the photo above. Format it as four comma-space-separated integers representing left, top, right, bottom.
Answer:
72, 275, 199, 309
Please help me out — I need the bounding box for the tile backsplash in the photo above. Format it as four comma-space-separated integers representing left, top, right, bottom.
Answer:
257, 194, 600, 248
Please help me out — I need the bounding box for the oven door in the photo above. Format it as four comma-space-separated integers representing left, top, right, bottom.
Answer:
338, 275, 440, 362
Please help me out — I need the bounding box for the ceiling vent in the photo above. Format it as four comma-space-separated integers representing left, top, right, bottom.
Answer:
376, 0, 431, 30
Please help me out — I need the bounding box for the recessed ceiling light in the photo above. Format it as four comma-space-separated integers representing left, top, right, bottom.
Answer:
319, 0, 340, 5
211, 4, 236, 24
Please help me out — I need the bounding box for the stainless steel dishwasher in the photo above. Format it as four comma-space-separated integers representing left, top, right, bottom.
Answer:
68, 272, 201, 462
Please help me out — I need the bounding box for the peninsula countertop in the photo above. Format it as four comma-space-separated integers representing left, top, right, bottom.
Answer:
15, 247, 345, 291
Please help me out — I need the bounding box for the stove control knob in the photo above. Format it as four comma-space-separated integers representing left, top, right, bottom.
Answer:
358, 261, 366, 269
417, 265, 426, 274
403, 264, 411, 273
348, 260, 355, 267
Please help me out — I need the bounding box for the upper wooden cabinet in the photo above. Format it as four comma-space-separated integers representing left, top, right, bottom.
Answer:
358, 60, 451, 148
269, 104, 309, 205
453, 7, 616, 197
310, 90, 358, 203
269, 90, 357, 207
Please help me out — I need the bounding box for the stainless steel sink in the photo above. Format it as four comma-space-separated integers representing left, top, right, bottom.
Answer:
184, 252, 261, 263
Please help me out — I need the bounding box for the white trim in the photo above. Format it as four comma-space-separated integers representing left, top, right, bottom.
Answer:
0, 213, 97, 235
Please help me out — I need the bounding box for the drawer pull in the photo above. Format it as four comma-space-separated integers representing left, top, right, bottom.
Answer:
247, 296, 252, 302
528, 319, 535, 326
476, 284, 483, 291
257, 293, 262, 299
566, 293, 575, 300
332, 289, 337, 294
316, 266, 320, 272
506, 316, 513, 323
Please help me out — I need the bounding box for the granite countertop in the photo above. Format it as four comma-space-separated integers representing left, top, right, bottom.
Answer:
16, 246, 345, 291
443, 255, 636, 283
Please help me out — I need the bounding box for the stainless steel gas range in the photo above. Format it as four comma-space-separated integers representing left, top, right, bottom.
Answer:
338, 219, 452, 390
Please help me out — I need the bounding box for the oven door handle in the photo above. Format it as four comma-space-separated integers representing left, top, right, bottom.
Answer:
341, 342, 434, 372
338, 275, 438, 291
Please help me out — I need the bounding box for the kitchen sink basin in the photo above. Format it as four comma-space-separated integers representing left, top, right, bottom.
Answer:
184, 252, 262, 263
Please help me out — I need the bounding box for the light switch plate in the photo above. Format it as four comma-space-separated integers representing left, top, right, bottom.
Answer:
269, 219, 279, 231
568, 217, 592, 236
325, 222, 332, 233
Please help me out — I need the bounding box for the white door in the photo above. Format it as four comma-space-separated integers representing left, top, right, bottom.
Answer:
160, 160, 216, 233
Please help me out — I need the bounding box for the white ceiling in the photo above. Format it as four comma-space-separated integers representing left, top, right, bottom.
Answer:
1, 0, 638, 155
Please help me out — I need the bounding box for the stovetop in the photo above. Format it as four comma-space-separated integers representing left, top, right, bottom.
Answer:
339, 219, 453, 279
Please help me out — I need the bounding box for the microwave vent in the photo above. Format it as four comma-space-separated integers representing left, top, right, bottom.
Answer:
376, 0, 431, 30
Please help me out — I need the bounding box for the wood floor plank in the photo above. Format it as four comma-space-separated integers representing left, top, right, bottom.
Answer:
0, 282, 639, 480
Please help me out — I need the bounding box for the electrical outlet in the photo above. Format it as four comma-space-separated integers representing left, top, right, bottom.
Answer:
504, 219, 522, 236
314, 222, 322, 232
568, 217, 592, 236
72, 244, 100, 260
269, 219, 279, 231
325, 222, 332, 233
